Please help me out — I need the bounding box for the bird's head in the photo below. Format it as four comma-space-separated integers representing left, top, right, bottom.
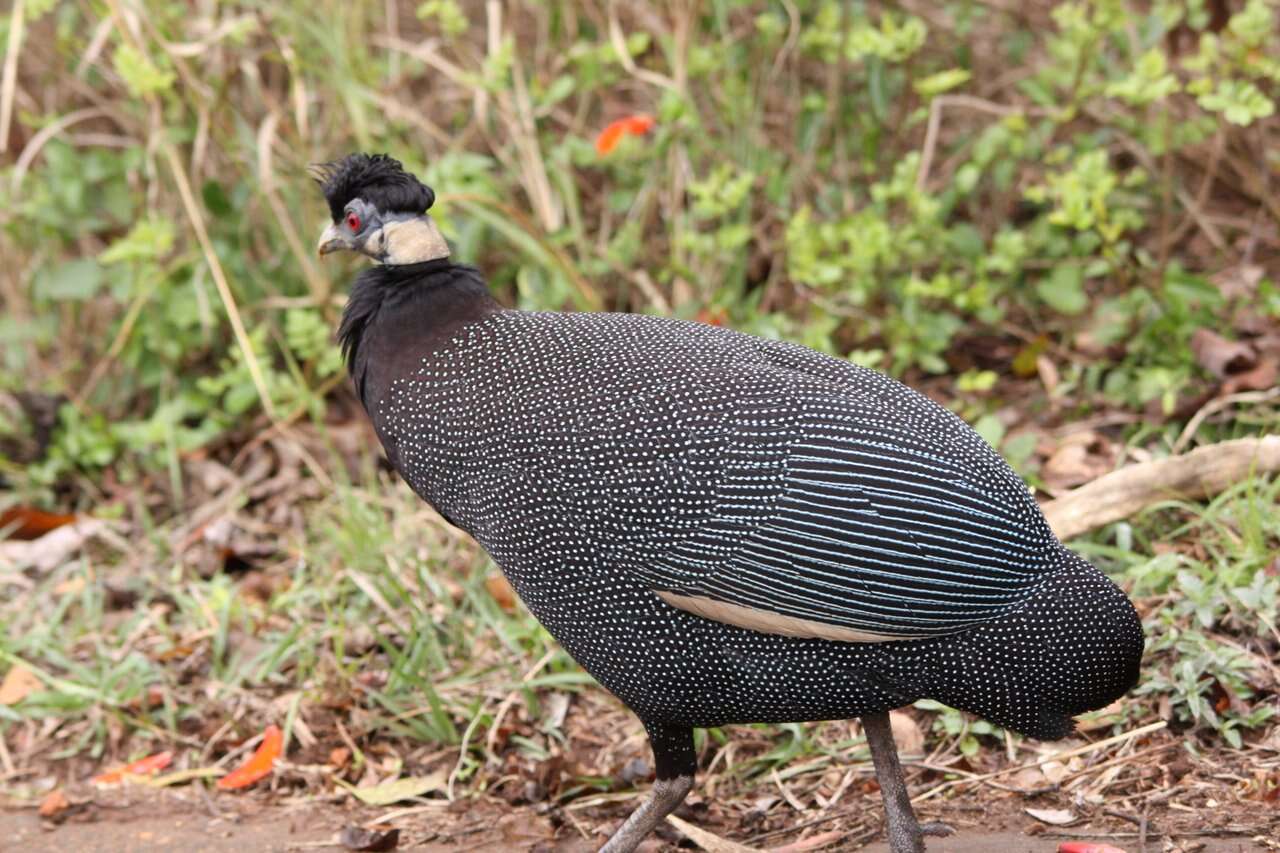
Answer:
311, 153, 450, 265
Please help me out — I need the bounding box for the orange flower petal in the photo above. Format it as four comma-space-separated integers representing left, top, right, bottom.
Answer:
595, 122, 626, 155
91, 750, 174, 785
216, 725, 283, 790
622, 114, 655, 135
595, 114, 656, 156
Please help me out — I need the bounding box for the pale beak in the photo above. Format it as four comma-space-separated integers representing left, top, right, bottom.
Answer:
316, 222, 350, 256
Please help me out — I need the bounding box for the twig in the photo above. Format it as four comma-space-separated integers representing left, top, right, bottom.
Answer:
0, 727, 14, 778
1041, 825, 1265, 840
1054, 742, 1176, 788
1041, 437, 1280, 540
911, 720, 1166, 804
666, 814, 764, 853
1172, 388, 1280, 454
743, 807, 864, 845
483, 647, 557, 763
343, 569, 410, 637
605, 1, 678, 92
73, 278, 157, 407
0, 0, 24, 155
917, 95, 1043, 191
10, 108, 111, 192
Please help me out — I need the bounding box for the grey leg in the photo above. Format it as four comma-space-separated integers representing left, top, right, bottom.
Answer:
599, 721, 696, 853
599, 773, 695, 853
863, 711, 925, 853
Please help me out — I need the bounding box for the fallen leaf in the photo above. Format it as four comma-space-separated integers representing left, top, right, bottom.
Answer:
1221, 358, 1277, 394
216, 724, 283, 790
1042, 432, 1116, 491
338, 768, 447, 805
1008, 766, 1048, 790
0, 664, 42, 705
53, 576, 87, 596
1026, 807, 1079, 826
1211, 264, 1264, 299
0, 507, 77, 540
484, 574, 517, 612
339, 825, 400, 852
1057, 844, 1127, 853
889, 711, 924, 756
1036, 354, 1060, 395
38, 789, 69, 819
595, 114, 656, 156
329, 746, 352, 768
0, 518, 108, 573
1190, 328, 1256, 378
92, 751, 174, 785
497, 812, 556, 845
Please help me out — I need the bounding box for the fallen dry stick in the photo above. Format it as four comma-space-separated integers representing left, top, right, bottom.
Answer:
1042, 436, 1280, 541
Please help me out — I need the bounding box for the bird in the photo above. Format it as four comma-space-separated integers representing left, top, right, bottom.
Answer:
311, 152, 1144, 853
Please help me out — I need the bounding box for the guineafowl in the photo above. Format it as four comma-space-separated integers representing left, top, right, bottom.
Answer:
312, 153, 1144, 853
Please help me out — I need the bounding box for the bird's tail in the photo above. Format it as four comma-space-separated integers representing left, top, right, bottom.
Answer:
910, 550, 1144, 740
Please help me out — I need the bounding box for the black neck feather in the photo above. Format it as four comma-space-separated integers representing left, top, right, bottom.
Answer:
338, 260, 498, 404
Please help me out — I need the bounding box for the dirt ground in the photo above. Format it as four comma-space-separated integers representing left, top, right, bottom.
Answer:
1, 788, 1272, 853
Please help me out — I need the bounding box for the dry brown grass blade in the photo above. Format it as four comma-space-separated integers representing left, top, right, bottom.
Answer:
1042, 436, 1280, 541
447, 191, 602, 310
911, 720, 1167, 804
666, 814, 765, 853
161, 142, 278, 420
255, 110, 329, 303
10, 108, 112, 191
0, 0, 25, 157
99, 0, 278, 421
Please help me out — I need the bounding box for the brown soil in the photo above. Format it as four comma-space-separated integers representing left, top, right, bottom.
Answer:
1, 789, 1272, 853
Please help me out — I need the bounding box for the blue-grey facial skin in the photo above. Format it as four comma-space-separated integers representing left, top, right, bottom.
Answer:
317, 202, 448, 265
317, 198, 383, 257
318, 203, 450, 266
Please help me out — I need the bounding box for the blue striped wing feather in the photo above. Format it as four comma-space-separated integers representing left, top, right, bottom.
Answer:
643, 368, 1060, 641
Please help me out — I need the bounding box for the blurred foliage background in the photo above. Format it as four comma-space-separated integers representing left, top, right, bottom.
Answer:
1, 0, 1279, 778
1, 0, 1277, 500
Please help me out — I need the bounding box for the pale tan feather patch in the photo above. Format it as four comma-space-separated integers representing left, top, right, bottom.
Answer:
656, 591, 906, 643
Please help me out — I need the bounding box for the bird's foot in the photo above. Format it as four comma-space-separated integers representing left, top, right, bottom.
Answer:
921, 821, 955, 838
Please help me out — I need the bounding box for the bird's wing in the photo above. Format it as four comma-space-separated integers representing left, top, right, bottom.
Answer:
625, 353, 1061, 642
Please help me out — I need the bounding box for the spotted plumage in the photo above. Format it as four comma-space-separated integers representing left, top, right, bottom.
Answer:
315, 154, 1144, 853
373, 308, 1141, 739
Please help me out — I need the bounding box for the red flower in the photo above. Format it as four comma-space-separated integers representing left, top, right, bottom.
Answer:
595, 114, 656, 155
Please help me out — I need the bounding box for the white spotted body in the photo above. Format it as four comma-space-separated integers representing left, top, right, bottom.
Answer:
372, 310, 1143, 738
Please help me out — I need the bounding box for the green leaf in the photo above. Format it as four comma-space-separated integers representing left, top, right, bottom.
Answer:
41, 259, 105, 300
1036, 264, 1088, 315
100, 219, 176, 265
1196, 79, 1275, 126
914, 68, 971, 98
971, 413, 1005, 449
112, 45, 175, 98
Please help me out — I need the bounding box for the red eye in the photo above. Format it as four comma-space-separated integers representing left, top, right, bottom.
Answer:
345, 212, 361, 231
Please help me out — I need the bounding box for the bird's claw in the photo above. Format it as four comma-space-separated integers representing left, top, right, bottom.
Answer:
921, 821, 955, 838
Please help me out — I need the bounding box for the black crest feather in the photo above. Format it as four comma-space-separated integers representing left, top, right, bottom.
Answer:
310, 153, 436, 221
